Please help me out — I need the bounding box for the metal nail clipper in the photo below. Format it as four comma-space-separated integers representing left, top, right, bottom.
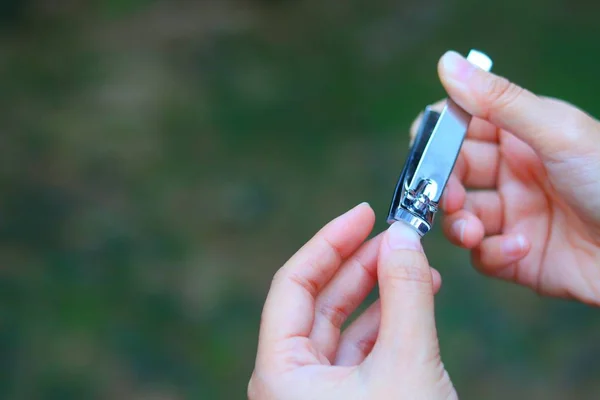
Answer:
386, 50, 493, 236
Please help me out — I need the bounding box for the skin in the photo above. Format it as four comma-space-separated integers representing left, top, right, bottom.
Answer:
429, 51, 600, 305
249, 50, 600, 399
248, 204, 455, 399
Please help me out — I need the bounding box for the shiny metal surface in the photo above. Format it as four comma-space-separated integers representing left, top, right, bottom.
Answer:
387, 49, 493, 236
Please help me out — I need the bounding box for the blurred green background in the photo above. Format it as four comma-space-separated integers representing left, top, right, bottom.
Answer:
1, 0, 599, 399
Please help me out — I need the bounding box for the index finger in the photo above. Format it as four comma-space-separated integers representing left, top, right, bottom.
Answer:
257, 203, 375, 353
437, 50, 599, 158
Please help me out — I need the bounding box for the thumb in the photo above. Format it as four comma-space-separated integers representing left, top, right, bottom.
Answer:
372, 221, 438, 364
438, 50, 599, 160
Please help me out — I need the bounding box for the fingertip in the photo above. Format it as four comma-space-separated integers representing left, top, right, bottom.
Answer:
355, 201, 375, 217
334, 201, 375, 235
437, 50, 473, 94
384, 221, 422, 252
441, 174, 466, 213
471, 233, 531, 278
501, 233, 531, 260
443, 210, 485, 249
437, 50, 460, 75
361, 201, 376, 223
463, 217, 485, 249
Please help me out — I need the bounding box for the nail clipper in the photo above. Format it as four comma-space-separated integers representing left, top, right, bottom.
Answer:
386, 49, 494, 236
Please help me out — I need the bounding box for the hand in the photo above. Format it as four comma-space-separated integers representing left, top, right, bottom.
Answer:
248, 203, 456, 400
414, 50, 600, 305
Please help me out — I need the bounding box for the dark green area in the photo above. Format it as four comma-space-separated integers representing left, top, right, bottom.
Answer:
0, 0, 599, 399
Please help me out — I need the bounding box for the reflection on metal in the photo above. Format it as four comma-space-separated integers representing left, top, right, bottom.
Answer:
387, 49, 493, 236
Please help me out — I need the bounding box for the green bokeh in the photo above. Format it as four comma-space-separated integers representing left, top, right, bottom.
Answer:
0, 1, 599, 399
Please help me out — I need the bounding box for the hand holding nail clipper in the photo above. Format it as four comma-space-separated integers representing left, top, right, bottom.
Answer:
419, 50, 600, 306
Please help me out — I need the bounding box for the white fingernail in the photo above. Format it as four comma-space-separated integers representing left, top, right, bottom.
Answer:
502, 234, 527, 257
440, 51, 475, 83
387, 222, 422, 251
452, 220, 467, 243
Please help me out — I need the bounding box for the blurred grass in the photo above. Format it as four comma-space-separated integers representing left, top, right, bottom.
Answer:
0, 0, 599, 399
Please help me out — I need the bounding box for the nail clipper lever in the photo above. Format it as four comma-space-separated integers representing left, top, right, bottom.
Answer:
387, 50, 494, 236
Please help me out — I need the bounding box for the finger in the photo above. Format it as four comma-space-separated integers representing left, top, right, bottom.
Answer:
258, 203, 375, 356
369, 222, 438, 366
440, 174, 466, 214
442, 209, 485, 249
335, 301, 380, 367
465, 191, 503, 236
442, 191, 503, 247
454, 140, 500, 189
336, 268, 442, 366
438, 50, 600, 160
468, 116, 499, 142
309, 233, 383, 362
471, 234, 531, 279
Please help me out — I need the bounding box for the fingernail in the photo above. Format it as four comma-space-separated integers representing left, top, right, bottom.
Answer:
451, 219, 467, 243
440, 51, 475, 83
347, 201, 370, 213
502, 234, 527, 257
387, 221, 422, 251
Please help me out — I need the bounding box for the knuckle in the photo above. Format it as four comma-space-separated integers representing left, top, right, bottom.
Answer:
566, 108, 595, 144
381, 252, 432, 287
484, 76, 524, 115
317, 301, 349, 329
561, 110, 587, 146
288, 271, 320, 298
271, 266, 320, 298
354, 336, 376, 357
